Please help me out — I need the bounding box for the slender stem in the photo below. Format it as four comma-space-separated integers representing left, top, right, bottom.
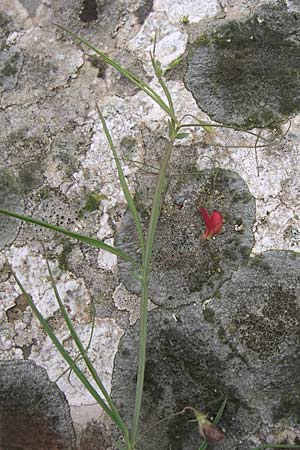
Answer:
55, 24, 176, 123
130, 131, 177, 443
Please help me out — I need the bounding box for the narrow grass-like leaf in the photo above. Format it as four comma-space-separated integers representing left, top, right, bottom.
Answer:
165, 56, 183, 73
0, 209, 137, 266
45, 258, 128, 436
131, 133, 178, 443
54, 24, 176, 122
175, 132, 189, 139
9, 265, 117, 423
96, 104, 145, 259
198, 398, 227, 450
149, 42, 176, 121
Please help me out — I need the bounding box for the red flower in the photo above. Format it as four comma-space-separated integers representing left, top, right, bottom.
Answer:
199, 207, 223, 239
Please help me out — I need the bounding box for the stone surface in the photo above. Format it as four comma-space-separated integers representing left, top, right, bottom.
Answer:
1, 0, 300, 448
185, 2, 300, 128
116, 168, 255, 307
112, 251, 300, 450
0, 360, 76, 450
0, 168, 24, 249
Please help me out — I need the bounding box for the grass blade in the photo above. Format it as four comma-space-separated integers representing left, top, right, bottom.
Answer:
55, 24, 176, 122
131, 133, 177, 443
149, 40, 175, 122
45, 257, 128, 436
0, 208, 138, 266
9, 264, 117, 423
96, 104, 145, 259
198, 398, 227, 450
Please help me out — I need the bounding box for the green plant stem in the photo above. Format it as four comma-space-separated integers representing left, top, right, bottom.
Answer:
46, 259, 129, 440
54, 24, 176, 123
130, 131, 177, 444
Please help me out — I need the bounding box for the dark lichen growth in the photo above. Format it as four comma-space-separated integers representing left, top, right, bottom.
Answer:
0, 52, 20, 77
18, 162, 44, 193
87, 55, 107, 78
116, 168, 255, 307
273, 392, 300, 425
136, 0, 153, 25
185, 3, 300, 128
0, 168, 24, 249
79, 0, 98, 22
203, 306, 215, 323
0, 360, 75, 450
217, 326, 226, 343
194, 33, 211, 48
57, 241, 74, 271
248, 255, 271, 272
214, 252, 300, 362
239, 246, 251, 257
233, 285, 300, 357
112, 305, 255, 450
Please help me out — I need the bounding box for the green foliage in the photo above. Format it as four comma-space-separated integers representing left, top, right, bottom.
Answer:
181, 15, 190, 25
80, 192, 107, 214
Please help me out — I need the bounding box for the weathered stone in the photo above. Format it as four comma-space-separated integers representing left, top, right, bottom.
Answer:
185, 2, 300, 128
116, 168, 255, 307
0, 168, 24, 250
112, 251, 300, 450
111, 305, 258, 450
0, 360, 76, 450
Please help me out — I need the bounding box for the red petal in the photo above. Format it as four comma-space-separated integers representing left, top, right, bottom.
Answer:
199, 208, 223, 239
210, 210, 223, 235
199, 207, 210, 226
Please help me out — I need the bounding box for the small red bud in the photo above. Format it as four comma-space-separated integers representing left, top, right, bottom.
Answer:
200, 419, 225, 444
184, 407, 225, 445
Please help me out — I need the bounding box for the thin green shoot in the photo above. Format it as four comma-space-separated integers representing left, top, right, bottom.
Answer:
8, 261, 122, 428
150, 33, 176, 123
45, 256, 127, 435
0, 209, 137, 267
254, 129, 263, 177
96, 104, 145, 261
131, 130, 179, 443
66, 304, 96, 386
54, 24, 177, 123
198, 398, 227, 450
179, 114, 292, 148
54, 305, 96, 386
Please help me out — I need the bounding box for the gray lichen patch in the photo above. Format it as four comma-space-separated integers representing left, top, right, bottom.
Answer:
52, 0, 149, 49
111, 305, 260, 450
0, 168, 24, 250
135, 0, 153, 24
79, 419, 112, 450
212, 251, 300, 364
116, 168, 255, 308
209, 251, 300, 427
185, 2, 300, 128
0, 50, 23, 91
21, 193, 82, 245
0, 360, 76, 450
112, 251, 300, 449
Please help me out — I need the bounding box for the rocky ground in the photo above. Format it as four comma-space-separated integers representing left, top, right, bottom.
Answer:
1, 1, 300, 449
